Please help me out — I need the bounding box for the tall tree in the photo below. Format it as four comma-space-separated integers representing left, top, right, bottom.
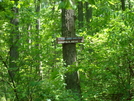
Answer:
35, 0, 41, 77
62, 0, 81, 100
78, 1, 84, 28
9, 0, 19, 100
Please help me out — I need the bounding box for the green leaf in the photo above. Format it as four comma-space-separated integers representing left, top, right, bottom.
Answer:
58, 0, 75, 9
58, 1, 66, 9
88, 0, 95, 4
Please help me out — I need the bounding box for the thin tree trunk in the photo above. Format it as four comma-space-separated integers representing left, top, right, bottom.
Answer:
35, 0, 41, 77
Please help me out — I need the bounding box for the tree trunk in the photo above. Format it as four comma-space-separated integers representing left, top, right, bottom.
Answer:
121, 0, 125, 11
9, 0, 19, 100
35, 0, 42, 77
9, 1, 19, 80
78, 1, 84, 28
62, 7, 81, 100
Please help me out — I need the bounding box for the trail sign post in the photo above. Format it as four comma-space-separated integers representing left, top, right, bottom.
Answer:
57, 37, 84, 44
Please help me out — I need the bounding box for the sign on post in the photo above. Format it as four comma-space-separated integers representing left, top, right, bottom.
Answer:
57, 37, 84, 44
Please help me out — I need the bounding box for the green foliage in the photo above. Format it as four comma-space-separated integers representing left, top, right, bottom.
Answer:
59, 0, 76, 9
77, 2, 134, 100
0, 0, 134, 100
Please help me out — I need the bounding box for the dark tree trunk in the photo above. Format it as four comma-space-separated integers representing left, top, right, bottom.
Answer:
121, 0, 125, 11
62, 8, 81, 100
78, 1, 84, 28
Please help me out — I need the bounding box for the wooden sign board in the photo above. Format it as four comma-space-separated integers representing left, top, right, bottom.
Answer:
57, 37, 84, 44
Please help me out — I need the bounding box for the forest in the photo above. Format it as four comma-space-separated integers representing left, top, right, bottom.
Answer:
0, 0, 134, 101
